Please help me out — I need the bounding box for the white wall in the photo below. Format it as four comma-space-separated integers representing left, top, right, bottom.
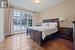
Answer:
32, 12, 41, 26
39, 0, 75, 28
0, 8, 5, 42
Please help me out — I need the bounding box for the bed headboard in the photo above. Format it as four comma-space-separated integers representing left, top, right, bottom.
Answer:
43, 18, 59, 28
43, 18, 59, 23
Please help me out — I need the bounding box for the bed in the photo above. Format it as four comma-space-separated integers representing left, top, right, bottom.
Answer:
27, 18, 59, 45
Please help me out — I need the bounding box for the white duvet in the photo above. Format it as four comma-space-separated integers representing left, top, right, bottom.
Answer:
28, 26, 58, 40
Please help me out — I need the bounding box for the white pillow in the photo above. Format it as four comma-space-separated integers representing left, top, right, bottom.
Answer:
42, 23, 49, 27
48, 22, 57, 27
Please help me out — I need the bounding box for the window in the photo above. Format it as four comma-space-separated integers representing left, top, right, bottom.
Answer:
14, 11, 20, 17
12, 9, 33, 32
28, 19, 32, 27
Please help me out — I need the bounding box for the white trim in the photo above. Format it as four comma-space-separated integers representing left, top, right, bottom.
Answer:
0, 9, 5, 42
0, 35, 4, 42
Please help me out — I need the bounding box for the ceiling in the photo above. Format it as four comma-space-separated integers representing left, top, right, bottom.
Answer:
9, 0, 65, 12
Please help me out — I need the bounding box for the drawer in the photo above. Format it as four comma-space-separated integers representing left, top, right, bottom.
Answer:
58, 27, 73, 41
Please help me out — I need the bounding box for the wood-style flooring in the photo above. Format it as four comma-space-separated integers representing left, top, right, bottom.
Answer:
0, 34, 73, 50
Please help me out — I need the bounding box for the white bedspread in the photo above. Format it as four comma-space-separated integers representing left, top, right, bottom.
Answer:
28, 26, 58, 40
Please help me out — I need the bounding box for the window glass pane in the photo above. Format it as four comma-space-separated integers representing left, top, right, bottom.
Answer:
21, 18, 27, 26
21, 12, 24, 17
28, 14, 32, 18
28, 14, 30, 18
17, 12, 20, 17
13, 18, 21, 31
14, 11, 17, 16
13, 19, 17, 25
14, 11, 20, 17
28, 19, 32, 27
14, 13, 17, 17
24, 13, 27, 17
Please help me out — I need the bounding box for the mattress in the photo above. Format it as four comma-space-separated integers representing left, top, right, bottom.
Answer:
28, 26, 58, 40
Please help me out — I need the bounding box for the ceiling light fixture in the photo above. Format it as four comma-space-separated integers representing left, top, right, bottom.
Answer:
34, 0, 40, 4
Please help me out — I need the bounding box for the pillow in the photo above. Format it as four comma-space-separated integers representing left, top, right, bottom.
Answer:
42, 23, 49, 27
48, 22, 57, 27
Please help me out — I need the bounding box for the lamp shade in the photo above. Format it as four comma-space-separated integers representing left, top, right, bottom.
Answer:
59, 16, 65, 21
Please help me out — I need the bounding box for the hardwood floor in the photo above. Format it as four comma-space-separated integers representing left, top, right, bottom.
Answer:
0, 33, 73, 50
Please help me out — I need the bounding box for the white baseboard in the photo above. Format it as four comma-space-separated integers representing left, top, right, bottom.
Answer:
0, 35, 4, 42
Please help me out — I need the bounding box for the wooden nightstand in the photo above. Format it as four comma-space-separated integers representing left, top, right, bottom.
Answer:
58, 27, 73, 41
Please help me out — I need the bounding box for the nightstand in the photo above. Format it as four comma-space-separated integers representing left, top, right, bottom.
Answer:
58, 27, 73, 41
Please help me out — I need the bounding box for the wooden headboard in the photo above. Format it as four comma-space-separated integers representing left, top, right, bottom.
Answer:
43, 18, 59, 23
43, 18, 59, 28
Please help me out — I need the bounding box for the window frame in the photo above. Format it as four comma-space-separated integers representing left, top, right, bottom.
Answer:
12, 9, 33, 33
